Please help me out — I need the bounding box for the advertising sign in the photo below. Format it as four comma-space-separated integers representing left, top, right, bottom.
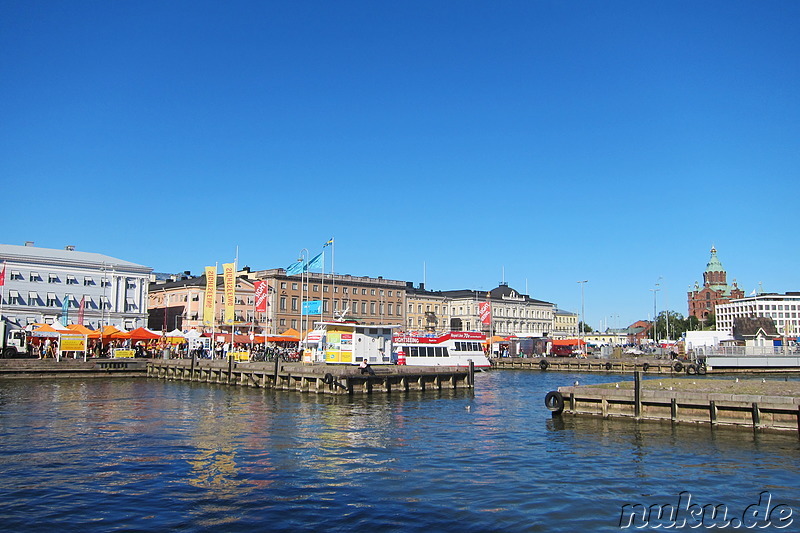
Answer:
479, 302, 492, 325
59, 333, 87, 352
254, 280, 269, 312
203, 266, 217, 326
223, 262, 236, 324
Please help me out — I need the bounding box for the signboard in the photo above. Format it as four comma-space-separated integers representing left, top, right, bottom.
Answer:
113, 349, 135, 358
203, 266, 217, 326
59, 333, 86, 352
223, 262, 236, 324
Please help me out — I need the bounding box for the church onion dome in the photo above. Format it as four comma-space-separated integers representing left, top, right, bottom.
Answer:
705, 246, 724, 273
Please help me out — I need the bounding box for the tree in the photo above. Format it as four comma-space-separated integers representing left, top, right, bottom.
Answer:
655, 310, 686, 340
578, 321, 592, 333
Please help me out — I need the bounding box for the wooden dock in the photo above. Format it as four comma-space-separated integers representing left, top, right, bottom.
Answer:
492, 356, 692, 374
147, 359, 474, 395
546, 374, 800, 434
0, 358, 148, 378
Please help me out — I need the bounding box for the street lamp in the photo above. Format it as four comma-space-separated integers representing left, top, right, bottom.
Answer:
577, 280, 588, 350
650, 283, 661, 345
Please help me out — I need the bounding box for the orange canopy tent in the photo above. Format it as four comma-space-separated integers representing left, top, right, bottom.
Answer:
128, 327, 161, 341
67, 324, 94, 335
87, 325, 123, 339
551, 339, 586, 346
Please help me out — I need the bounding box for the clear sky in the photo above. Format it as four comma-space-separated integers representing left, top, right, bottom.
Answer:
2, 1, 798, 330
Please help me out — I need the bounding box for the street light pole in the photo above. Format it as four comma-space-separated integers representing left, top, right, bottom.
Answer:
650, 284, 660, 345
577, 280, 588, 351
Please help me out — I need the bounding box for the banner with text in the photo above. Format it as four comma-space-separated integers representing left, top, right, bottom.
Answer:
254, 280, 269, 312
479, 302, 492, 325
223, 263, 236, 324
302, 300, 322, 315
203, 266, 217, 326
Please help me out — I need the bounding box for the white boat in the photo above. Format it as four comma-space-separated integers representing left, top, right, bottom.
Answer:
393, 331, 491, 368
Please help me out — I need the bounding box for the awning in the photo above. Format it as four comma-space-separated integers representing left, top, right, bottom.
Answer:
29, 291, 39, 299
551, 339, 586, 346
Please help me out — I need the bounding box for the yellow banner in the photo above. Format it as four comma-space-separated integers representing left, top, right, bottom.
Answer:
203, 266, 217, 326
113, 349, 135, 358
59, 333, 86, 352
223, 262, 236, 325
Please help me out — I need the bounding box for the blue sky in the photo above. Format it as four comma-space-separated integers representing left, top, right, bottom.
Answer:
2, 1, 798, 330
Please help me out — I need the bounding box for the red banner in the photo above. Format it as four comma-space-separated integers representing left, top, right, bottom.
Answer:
0, 262, 5, 287
78, 296, 85, 325
479, 302, 492, 325
254, 280, 269, 312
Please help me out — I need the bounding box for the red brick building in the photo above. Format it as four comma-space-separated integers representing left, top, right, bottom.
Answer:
687, 247, 744, 321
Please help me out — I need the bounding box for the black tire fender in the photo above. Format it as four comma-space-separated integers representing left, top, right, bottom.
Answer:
323, 373, 334, 385
698, 364, 707, 375
687, 364, 698, 375
544, 391, 565, 414
539, 359, 549, 371
642, 363, 650, 372
673, 362, 683, 373
605, 362, 612, 371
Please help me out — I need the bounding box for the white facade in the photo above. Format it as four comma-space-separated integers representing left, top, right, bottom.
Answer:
715, 293, 800, 336
0, 243, 152, 330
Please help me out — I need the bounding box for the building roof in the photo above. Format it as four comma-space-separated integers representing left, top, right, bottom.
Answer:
732, 317, 779, 339
0, 243, 150, 271
705, 246, 724, 273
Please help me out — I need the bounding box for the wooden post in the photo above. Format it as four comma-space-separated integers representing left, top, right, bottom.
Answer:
634, 371, 642, 418
710, 400, 717, 425
752, 403, 761, 429
227, 355, 233, 384
671, 398, 677, 422
468, 360, 475, 387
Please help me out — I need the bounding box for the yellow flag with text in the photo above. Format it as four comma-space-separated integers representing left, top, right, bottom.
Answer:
203, 266, 217, 326
223, 263, 236, 324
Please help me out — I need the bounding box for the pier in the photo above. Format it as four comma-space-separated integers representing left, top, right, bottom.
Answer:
492, 356, 689, 374
547, 374, 800, 434
0, 358, 147, 379
147, 359, 475, 395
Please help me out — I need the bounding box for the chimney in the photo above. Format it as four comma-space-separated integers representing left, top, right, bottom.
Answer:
25, 241, 34, 247
65, 245, 75, 251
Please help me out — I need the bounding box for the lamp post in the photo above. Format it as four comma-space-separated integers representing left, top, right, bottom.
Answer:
577, 280, 588, 351
650, 284, 661, 345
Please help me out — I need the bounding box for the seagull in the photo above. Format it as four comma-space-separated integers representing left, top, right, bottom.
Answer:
574, 380, 580, 386
615, 383, 619, 388
465, 405, 471, 411
762, 378, 766, 383
735, 378, 739, 383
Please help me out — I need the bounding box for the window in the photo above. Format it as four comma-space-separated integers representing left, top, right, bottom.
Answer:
388, 303, 393, 315
28, 291, 40, 305
291, 297, 298, 311
48, 273, 59, 283
30, 272, 41, 282
280, 297, 287, 311
8, 290, 20, 304
101, 278, 111, 288
343, 287, 348, 294
323, 286, 329, 292
388, 291, 393, 297
126, 280, 136, 289
47, 293, 57, 306
370, 302, 376, 315
371, 289, 376, 296
292, 283, 298, 290
362, 289, 367, 295
10, 270, 23, 281
361, 302, 367, 314
312, 284, 319, 292
280, 282, 287, 289
84, 276, 94, 286
279, 319, 286, 326
66, 275, 77, 285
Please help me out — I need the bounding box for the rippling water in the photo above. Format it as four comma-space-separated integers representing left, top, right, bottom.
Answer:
1, 371, 798, 532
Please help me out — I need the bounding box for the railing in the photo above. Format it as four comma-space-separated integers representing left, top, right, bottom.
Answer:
697, 345, 800, 357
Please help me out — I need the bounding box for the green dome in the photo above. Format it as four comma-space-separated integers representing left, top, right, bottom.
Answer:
706, 246, 724, 273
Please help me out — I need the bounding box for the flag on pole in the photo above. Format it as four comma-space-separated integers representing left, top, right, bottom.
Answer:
78, 296, 85, 325
0, 262, 5, 287
479, 302, 492, 325
323, 238, 334, 247
286, 259, 304, 276
306, 252, 323, 271
302, 300, 322, 315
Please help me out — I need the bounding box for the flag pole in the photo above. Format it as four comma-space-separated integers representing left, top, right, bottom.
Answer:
0, 261, 6, 322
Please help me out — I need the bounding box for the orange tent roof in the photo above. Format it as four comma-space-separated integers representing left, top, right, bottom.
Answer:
551, 339, 586, 346
281, 328, 300, 337
128, 327, 161, 340
88, 325, 123, 339
33, 324, 60, 333
67, 324, 94, 335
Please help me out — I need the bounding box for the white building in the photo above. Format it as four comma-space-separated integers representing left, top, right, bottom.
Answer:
715, 292, 800, 337
0, 242, 152, 330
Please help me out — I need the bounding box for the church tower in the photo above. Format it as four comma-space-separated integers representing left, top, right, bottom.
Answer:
687, 247, 744, 321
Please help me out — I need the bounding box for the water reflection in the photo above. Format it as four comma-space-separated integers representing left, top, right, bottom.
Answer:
0, 372, 798, 532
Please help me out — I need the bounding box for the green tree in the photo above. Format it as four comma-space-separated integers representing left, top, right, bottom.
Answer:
578, 321, 592, 333
656, 310, 686, 340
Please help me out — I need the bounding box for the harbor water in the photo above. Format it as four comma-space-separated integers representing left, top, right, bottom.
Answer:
1, 371, 798, 532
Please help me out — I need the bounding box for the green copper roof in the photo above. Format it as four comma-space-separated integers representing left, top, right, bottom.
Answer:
705, 246, 724, 273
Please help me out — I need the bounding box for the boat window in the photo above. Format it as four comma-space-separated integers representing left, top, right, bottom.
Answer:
442, 347, 449, 357
409, 346, 419, 357
435, 347, 443, 357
